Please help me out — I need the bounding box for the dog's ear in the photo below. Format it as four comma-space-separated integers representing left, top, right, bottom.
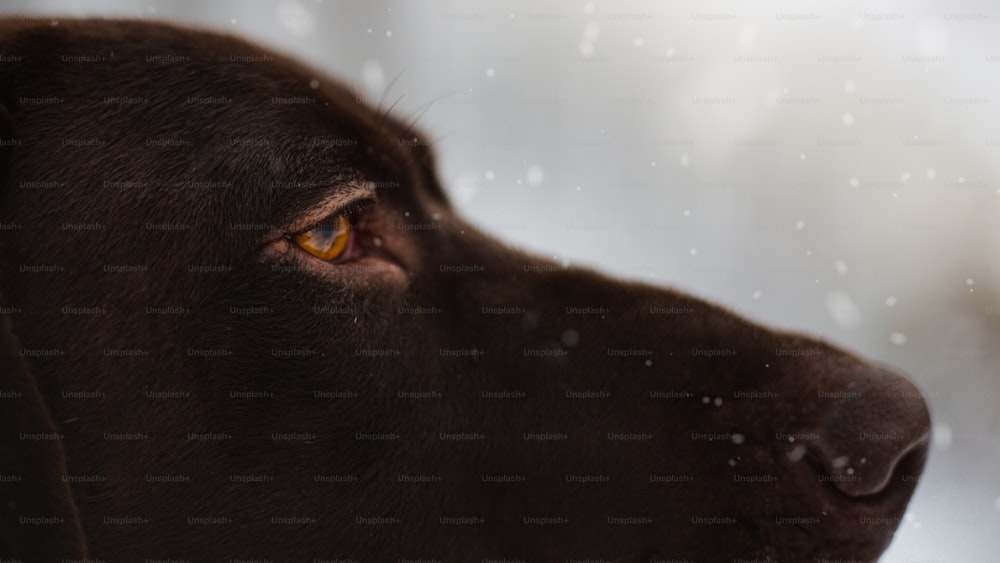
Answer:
0, 307, 90, 559
0, 59, 90, 559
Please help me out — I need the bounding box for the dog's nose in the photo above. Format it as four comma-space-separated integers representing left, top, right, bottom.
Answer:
808, 368, 931, 497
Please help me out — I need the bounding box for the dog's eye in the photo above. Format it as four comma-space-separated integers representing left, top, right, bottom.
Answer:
293, 214, 353, 262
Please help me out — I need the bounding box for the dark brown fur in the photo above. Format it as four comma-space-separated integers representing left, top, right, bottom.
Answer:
0, 19, 930, 562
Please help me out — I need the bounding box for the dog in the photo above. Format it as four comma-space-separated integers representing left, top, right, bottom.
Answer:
0, 18, 930, 562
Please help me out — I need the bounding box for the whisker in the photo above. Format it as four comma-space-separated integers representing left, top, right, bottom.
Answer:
374, 68, 406, 116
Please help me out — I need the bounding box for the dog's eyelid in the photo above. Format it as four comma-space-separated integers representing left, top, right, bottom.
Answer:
288, 197, 375, 237
281, 183, 377, 236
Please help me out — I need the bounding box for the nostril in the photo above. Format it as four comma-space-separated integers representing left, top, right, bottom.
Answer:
808, 368, 931, 497
811, 432, 930, 497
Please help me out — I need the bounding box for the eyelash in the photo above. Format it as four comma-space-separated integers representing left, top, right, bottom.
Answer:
290, 197, 375, 236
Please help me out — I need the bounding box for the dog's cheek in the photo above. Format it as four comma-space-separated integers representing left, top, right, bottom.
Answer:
187, 261, 416, 412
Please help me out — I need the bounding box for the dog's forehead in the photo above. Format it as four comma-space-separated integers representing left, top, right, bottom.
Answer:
2, 19, 437, 229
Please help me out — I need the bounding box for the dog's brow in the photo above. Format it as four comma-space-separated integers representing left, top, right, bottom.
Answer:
280, 181, 375, 235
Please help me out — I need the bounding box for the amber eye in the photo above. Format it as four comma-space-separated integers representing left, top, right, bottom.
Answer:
292, 213, 352, 261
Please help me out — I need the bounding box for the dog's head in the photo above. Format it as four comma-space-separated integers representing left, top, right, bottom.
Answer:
0, 19, 930, 561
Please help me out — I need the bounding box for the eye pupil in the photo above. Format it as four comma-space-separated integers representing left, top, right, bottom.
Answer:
314, 225, 338, 243
293, 213, 352, 261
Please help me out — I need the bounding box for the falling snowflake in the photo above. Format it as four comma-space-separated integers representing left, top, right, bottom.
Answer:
275, 0, 315, 36
361, 60, 385, 94
526, 166, 544, 187
825, 290, 861, 329
932, 423, 952, 450
579, 21, 601, 58
452, 172, 481, 204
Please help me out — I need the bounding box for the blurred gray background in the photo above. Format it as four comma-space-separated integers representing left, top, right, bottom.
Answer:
2, 0, 996, 559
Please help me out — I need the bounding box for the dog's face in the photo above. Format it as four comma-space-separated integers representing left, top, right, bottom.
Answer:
0, 19, 930, 562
